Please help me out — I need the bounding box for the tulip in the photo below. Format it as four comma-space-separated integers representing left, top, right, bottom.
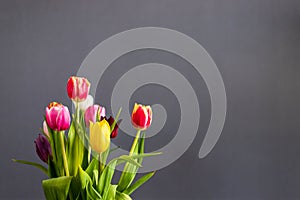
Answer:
89, 119, 110, 154
45, 102, 71, 131
131, 103, 152, 130
84, 105, 106, 128
77, 95, 94, 111
67, 76, 90, 102
43, 120, 49, 136
101, 116, 121, 138
34, 134, 52, 163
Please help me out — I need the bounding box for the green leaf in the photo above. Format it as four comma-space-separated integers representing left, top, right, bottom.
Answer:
123, 171, 155, 195
69, 165, 93, 200
69, 176, 81, 200
107, 185, 117, 200
115, 191, 132, 200
117, 135, 141, 192
86, 157, 99, 178
12, 159, 48, 176
86, 182, 102, 200
110, 107, 122, 131
116, 152, 161, 192
129, 152, 162, 160
66, 120, 76, 156
98, 160, 117, 199
68, 120, 85, 176
78, 165, 92, 189
93, 170, 99, 186
82, 145, 89, 170
42, 176, 73, 200
115, 155, 142, 167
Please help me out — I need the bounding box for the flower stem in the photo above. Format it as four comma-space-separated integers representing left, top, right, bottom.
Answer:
59, 132, 70, 176
129, 129, 141, 156
99, 153, 104, 174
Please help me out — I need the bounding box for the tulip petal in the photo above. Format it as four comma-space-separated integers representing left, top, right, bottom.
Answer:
132, 105, 148, 129
90, 120, 110, 153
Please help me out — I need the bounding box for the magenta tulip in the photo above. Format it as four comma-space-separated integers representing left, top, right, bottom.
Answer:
45, 102, 71, 131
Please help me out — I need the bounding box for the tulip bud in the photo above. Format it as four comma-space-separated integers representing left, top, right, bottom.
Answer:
43, 120, 49, 136
131, 103, 152, 130
89, 120, 110, 154
45, 102, 71, 131
84, 105, 106, 128
34, 134, 52, 163
67, 76, 90, 102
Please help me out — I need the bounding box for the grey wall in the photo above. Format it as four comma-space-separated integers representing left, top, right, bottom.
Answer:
1, 0, 300, 199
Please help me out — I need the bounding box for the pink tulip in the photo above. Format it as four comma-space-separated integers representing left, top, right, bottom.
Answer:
67, 76, 90, 102
84, 105, 106, 128
45, 102, 71, 131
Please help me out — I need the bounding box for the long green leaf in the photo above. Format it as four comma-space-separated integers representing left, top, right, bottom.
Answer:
123, 171, 155, 195
117, 136, 141, 192
114, 155, 142, 167
98, 160, 117, 199
118, 133, 146, 193
12, 159, 48, 175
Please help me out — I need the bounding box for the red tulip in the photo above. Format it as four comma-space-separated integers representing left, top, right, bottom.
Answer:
131, 103, 152, 130
67, 76, 90, 102
45, 102, 71, 131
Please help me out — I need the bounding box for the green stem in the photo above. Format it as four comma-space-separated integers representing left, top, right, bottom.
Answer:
99, 153, 104, 174
59, 132, 70, 176
129, 129, 141, 156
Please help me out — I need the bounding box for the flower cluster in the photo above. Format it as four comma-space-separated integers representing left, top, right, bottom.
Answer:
14, 76, 158, 200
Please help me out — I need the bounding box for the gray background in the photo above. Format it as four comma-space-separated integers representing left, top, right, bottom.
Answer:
1, 0, 300, 199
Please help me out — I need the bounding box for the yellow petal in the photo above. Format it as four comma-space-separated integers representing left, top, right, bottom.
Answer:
89, 120, 111, 154
132, 103, 139, 114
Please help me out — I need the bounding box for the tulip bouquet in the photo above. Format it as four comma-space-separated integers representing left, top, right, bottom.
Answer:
14, 76, 160, 200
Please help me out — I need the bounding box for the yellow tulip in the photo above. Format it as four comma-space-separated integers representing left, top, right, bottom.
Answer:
89, 119, 110, 154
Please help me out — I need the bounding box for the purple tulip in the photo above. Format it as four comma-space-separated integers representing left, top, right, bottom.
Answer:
34, 134, 52, 163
